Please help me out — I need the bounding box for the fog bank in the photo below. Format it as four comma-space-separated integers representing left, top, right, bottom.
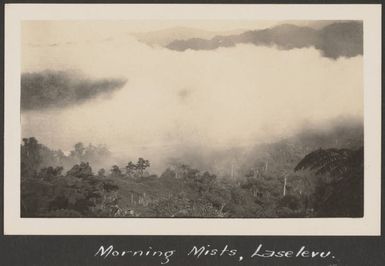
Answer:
21, 23, 363, 173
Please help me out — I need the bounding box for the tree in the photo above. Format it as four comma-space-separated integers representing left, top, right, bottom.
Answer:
22, 162, 121, 217
66, 162, 93, 179
294, 147, 363, 217
147, 193, 225, 218
136, 158, 150, 178
110, 165, 122, 178
241, 176, 261, 197
21, 178, 53, 216
224, 187, 263, 217
193, 171, 216, 194
70, 142, 85, 160
204, 181, 231, 211
21, 137, 42, 178
125, 158, 151, 178
125, 161, 137, 178
97, 168, 106, 178
276, 194, 304, 217
37, 166, 63, 181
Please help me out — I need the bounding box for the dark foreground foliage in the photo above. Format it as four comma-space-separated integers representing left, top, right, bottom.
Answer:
20, 137, 363, 218
294, 147, 363, 217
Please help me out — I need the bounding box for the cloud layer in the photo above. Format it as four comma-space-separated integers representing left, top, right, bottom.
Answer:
21, 70, 127, 110
21, 22, 363, 171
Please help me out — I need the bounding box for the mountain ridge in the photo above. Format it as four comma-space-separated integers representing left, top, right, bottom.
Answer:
166, 22, 363, 59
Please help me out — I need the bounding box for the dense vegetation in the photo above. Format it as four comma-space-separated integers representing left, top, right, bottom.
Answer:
21, 130, 364, 218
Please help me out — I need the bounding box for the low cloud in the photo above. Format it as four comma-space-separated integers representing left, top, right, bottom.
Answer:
21, 26, 363, 173
21, 70, 127, 111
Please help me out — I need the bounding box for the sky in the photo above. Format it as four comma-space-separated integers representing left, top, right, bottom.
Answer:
21, 20, 363, 169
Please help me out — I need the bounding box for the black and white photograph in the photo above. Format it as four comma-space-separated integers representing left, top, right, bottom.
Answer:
19, 19, 365, 218
1, 3, 384, 266
3, 4, 381, 237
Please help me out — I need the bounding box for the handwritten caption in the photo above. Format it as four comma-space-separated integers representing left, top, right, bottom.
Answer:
95, 243, 336, 264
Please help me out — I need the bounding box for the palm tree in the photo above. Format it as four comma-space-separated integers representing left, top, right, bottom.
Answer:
294, 147, 363, 217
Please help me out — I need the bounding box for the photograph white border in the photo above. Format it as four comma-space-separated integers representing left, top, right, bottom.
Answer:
4, 4, 382, 235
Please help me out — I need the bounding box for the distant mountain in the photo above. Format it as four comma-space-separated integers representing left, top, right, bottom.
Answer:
130, 27, 246, 46
166, 22, 363, 59
315, 22, 364, 59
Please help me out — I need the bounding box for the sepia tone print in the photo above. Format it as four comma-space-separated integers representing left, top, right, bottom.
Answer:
20, 20, 363, 218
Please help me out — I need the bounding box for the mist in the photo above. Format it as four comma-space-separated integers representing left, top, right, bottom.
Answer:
21, 24, 363, 173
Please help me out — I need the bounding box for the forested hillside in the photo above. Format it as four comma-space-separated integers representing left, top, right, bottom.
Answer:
21, 123, 363, 218
166, 22, 363, 59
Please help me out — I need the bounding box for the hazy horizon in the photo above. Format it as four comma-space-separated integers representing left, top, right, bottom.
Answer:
21, 20, 363, 173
